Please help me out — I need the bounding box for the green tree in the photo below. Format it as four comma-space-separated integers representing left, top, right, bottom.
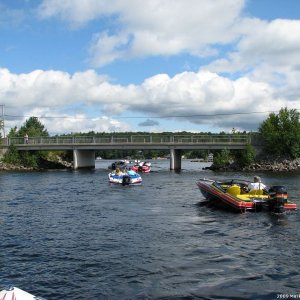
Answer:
3, 145, 21, 165
234, 144, 256, 167
18, 117, 49, 137
259, 108, 300, 159
4, 117, 49, 167
213, 149, 231, 168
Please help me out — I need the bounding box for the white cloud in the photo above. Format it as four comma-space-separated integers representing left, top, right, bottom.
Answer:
206, 18, 300, 85
37, 0, 112, 27
38, 0, 245, 66
2, 67, 299, 134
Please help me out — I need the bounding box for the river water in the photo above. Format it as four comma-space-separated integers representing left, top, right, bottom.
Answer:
0, 160, 299, 300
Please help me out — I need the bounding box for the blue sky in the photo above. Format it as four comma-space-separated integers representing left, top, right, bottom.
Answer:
0, 0, 300, 135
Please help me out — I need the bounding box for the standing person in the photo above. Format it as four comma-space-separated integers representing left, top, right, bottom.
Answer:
24, 133, 29, 144
248, 176, 266, 191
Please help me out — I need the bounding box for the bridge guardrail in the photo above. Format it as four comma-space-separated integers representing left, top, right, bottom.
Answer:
1, 134, 251, 146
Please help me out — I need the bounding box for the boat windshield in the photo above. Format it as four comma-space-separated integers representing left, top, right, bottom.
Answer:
212, 181, 226, 192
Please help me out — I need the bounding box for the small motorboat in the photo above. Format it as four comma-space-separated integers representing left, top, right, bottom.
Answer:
197, 178, 297, 213
0, 286, 45, 300
131, 162, 151, 173
108, 171, 142, 185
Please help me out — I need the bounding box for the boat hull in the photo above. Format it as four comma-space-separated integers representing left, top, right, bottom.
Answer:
197, 179, 297, 213
108, 173, 142, 185
131, 163, 151, 173
0, 287, 44, 300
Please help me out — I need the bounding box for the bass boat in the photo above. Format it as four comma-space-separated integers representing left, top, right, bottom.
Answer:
197, 178, 297, 213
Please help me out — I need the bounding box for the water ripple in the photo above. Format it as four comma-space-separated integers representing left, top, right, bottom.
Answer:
0, 161, 299, 299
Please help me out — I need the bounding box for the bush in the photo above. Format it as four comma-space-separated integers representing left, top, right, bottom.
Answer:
234, 144, 256, 167
259, 108, 300, 159
2, 145, 21, 165
213, 149, 231, 168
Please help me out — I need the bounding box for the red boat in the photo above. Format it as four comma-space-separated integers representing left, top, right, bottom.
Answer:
131, 162, 151, 173
197, 178, 297, 213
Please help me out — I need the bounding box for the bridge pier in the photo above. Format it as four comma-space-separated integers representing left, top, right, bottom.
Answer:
170, 148, 182, 171
73, 150, 95, 169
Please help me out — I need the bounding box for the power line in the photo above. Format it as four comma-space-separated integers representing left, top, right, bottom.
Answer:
5, 109, 299, 120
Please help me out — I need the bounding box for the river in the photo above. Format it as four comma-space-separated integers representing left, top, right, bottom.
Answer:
0, 159, 299, 299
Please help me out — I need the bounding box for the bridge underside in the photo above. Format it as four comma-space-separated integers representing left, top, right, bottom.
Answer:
170, 148, 182, 171
72, 148, 183, 170
73, 150, 95, 169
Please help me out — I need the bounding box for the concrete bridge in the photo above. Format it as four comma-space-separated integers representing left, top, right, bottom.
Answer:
1, 134, 253, 170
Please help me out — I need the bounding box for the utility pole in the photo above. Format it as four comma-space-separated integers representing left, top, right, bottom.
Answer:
0, 105, 5, 138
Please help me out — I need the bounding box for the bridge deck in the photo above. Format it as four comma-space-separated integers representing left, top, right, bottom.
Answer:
1, 134, 251, 151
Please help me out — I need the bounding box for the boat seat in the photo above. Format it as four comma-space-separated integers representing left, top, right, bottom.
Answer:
227, 185, 241, 196
249, 189, 264, 196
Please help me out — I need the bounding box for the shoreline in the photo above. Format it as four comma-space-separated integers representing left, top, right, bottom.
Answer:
203, 158, 300, 172
1, 158, 300, 172
0, 159, 73, 171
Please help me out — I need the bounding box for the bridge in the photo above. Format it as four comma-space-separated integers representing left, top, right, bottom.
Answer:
1, 134, 253, 170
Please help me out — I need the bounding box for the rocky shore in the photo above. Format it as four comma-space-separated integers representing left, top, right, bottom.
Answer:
0, 162, 37, 171
0, 157, 73, 171
242, 158, 300, 172
207, 158, 300, 172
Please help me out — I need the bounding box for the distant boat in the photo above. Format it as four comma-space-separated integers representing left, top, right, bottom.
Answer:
207, 153, 213, 162
131, 161, 151, 173
108, 171, 142, 185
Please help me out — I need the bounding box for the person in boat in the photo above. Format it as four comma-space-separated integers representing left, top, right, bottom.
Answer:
127, 167, 137, 176
248, 176, 266, 191
115, 167, 123, 175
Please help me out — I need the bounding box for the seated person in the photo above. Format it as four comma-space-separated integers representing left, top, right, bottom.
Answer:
127, 168, 137, 176
115, 167, 123, 175
248, 176, 266, 191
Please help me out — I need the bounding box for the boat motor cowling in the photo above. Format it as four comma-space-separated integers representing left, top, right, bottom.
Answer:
268, 186, 288, 213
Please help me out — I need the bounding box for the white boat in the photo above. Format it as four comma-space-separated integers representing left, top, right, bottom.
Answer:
0, 287, 45, 300
108, 171, 142, 185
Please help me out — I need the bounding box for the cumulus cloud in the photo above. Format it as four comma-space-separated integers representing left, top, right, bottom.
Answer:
37, 0, 245, 66
3, 0, 300, 134
5, 107, 129, 135
2, 67, 298, 134
206, 18, 300, 86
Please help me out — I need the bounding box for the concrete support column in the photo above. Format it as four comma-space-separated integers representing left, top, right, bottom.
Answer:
170, 148, 182, 170
73, 149, 95, 169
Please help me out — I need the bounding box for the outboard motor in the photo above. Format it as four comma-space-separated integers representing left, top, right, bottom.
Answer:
122, 175, 131, 186
268, 186, 288, 213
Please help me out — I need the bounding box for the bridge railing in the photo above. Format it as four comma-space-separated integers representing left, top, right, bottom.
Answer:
2, 134, 251, 146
